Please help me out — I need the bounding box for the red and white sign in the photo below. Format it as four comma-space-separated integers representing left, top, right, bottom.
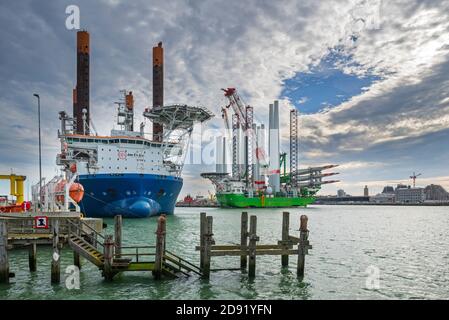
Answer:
118, 150, 127, 160
34, 216, 49, 229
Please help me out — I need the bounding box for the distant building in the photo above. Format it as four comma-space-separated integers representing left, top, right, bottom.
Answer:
364, 185, 369, 197
382, 186, 394, 194
424, 184, 449, 201
370, 193, 395, 204
395, 187, 425, 203
337, 189, 346, 197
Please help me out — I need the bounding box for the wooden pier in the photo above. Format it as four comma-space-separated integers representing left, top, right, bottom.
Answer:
1, 211, 312, 285
196, 211, 312, 279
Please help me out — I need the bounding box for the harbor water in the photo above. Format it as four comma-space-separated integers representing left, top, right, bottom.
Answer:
1, 205, 448, 300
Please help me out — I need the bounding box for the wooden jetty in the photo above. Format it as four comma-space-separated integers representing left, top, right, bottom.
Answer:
1, 211, 311, 285
196, 211, 312, 279
0, 213, 201, 284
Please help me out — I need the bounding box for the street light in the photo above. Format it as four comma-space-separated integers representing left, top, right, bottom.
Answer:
33, 93, 42, 211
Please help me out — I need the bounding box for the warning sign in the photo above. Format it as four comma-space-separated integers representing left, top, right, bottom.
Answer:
34, 216, 49, 229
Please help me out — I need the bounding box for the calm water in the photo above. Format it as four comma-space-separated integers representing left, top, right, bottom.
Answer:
1, 205, 448, 300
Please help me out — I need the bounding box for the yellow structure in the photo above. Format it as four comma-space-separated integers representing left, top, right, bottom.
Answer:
0, 174, 26, 204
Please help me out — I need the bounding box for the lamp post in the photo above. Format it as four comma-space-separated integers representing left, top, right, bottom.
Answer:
33, 93, 42, 211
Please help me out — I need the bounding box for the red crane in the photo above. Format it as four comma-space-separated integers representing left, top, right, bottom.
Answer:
410, 172, 422, 188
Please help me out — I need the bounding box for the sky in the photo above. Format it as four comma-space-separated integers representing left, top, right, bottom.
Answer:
0, 0, 449, 200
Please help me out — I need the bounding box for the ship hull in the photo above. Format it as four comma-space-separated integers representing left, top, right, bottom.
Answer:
216, 193, 315, 208
78, 173, 183, 218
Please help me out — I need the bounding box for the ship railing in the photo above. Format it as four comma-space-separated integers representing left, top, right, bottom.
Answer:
114, 245, 156, 262
164, 249, 203, 275
66, 218, 105, 250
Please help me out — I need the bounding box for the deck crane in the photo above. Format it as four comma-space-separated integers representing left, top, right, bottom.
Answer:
221, 88, 268, 168
410, 172, 422, 188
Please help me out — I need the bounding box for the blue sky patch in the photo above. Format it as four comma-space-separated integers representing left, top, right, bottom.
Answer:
281, 50, 380, 114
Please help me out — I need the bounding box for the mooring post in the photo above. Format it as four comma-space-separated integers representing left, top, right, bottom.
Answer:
297, 215, 309, 278
0, 220, 9, 284
248, 215, 259, 278
202, 216, 213, 279
73, 218, 81, 269
153, 215, 166, 280
200, 212, 206, 269
240, 212, 248, 270
29, 243, 37, 272
103, 234, 114, 281
114, 215, 122, 259
281, 211, 290, 267
51, 219, 60, 284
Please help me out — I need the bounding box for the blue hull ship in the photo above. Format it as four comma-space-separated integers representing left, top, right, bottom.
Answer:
78, 174, 183, 218
56, 39, 213, 218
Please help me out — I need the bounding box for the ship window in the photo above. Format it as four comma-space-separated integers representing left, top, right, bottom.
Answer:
102, 140, 108, 144
109, 166, 111, 169
126, 191, 131, 195
115, 139, 119, 143
80, 138, 86, 142
136, 141, 143, 144
129, 140, 136, 144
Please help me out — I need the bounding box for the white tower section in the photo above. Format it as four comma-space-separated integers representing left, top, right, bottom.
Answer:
269, 101, 281, 193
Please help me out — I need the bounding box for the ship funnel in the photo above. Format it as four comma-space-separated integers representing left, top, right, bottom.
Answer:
73, 30, 90, 135
152, 41, 164, 142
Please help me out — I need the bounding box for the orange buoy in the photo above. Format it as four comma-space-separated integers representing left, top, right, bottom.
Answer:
69, 182, 84, 203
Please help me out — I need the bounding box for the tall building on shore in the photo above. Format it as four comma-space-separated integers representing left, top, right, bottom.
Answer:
364, 185, 369, 197
337, 189, 346, 197
424, 184, 449, 201
395, 187, 425, 203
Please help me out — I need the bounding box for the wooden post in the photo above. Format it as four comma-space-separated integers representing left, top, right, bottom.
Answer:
103, 234, 114, 281
29, 243, 37, 272
73, 218, 81, 269
201, 216, 213, 279
153, 215, 166, 280
0, 220, 9, 284
248, 215, 259, 278
281, 211, 290, 267
199, 212, 206, 269
51, 219, 60, 284
240, 212, 248, 269
297, 215, 309, 278
114, 215, 122, 259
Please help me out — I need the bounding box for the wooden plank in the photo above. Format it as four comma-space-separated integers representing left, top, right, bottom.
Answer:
114, 215, 122, 259
240, 212, 248, 270
210, 249, 298, 257
51, 219, 60, 284
0, 220, 9, 283
201, 216, 213, 279
281, 211, 290, 267
103, 234, 114, 280
196, 244, 292, 251
29, 243, 37, 272
199, 212, 206, 269
248, 215, 258, 278
297, 215, 309, 278
152, 215, 166, 280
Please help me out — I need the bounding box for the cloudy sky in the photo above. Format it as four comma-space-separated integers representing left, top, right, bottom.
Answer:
1, 0, 448, 200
